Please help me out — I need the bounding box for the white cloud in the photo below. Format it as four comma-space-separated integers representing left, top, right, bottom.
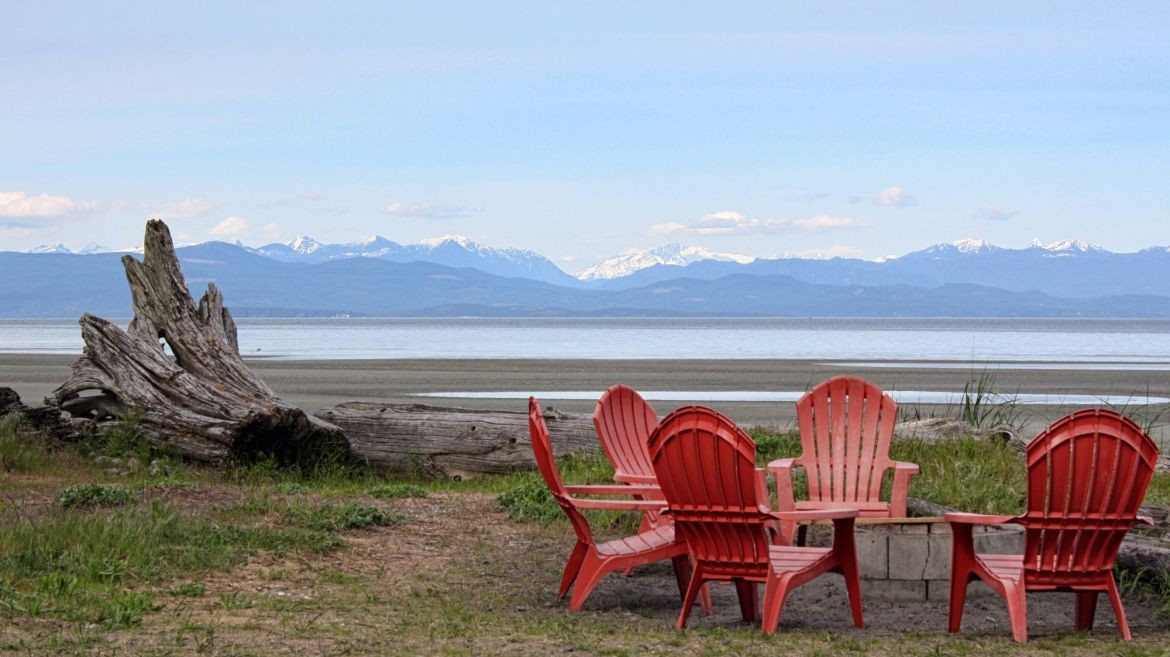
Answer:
385, 202, 468, 220
873, 186, 917, 207
155, 198, 219, 220
974, 203, 1017, 221
0, 191, 98, 218
649, 211, 862, 236
209, 216, 248, 236
262, 222, 281, 238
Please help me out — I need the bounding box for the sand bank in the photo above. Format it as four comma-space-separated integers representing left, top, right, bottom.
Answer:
2, 353, 1166, 439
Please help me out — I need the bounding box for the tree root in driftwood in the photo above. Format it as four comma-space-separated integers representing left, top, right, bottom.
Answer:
46, 219, 346, 465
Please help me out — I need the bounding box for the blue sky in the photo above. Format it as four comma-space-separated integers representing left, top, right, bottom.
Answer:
2, 2, 1167, 269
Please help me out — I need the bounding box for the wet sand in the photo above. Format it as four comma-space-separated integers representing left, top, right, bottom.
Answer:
3, 353, 1167, 440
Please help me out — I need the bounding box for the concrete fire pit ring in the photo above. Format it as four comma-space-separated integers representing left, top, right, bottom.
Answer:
804, 517, 1024, 602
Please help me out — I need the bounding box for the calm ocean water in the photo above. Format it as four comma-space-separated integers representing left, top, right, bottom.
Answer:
3, 317, 1170, 364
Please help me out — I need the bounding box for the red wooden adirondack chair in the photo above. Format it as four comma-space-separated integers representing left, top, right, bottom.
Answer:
649, 405, 864, 633
770, 376, 919, 544
594, 384, 665, 535
527, 397, 710, 613
947, 409, 1159, 642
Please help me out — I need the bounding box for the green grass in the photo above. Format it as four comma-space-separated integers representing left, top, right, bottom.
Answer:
0, 502, 293, 627
0, 412, 51, 474
957, 371, 1028, 432
284, 502, 404, 531
55, 483, 134, 508
888, 436, 1027, 515
0, 479, 402, 630
495, 452, 639, 532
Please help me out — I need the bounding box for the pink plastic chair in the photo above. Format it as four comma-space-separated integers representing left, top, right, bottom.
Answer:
947, 409, 1158, 642
527, 397, 710, 614
770, 376, 919, 544
649, 405, 864, 632
594, 384, 665, 536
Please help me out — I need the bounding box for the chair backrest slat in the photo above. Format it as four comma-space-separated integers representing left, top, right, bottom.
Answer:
528, 397, 595, 546
797, 376, 898, 504
1022, 409, 1158, 580
593, 384, 658, 481
649, 406, 770, 578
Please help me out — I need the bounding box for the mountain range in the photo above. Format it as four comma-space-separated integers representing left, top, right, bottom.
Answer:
5, 235, 1170, 318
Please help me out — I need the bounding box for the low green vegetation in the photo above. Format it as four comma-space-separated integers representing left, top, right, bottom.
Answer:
0, 501, 326, 628
285, 501, 403, 531
0, 412, 50, 474
957, 371, 1028, 432
55, 482, 134, 508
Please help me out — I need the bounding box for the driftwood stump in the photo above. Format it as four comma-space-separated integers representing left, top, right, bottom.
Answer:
316, 402, 597, 477
48, 220, 345, 463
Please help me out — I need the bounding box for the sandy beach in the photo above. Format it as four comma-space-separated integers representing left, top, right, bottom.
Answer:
3, 353, 1167, 439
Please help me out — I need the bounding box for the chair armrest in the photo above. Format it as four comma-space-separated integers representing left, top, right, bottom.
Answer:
755, 468, 772, 512
564, 484, 661, 496
569, 497, 668, 511
888, 461, 921, 518
769, 508, 859, 522
613, 473, 658, 485
767, 458, 801, 512
943, 512, 1018, 525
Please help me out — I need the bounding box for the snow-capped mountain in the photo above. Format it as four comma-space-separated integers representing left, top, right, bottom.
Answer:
576, 243, 755, 281
250, 234, 576, 285
252, 235, 403, 261
77, 243, 110, 254
28, 243, 73, 254
1026, 239, 1106, 254
288, 235, 323, 255
901, 239, 1004, 259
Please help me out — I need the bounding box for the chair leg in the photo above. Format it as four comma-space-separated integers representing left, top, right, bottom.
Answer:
1003, 581, 1028, 643
948, 524, 976, 634
796, 524, 809, 547
676, 567, 705, 630
735, 580, 758, 622
568, 553, 608, 611
948, 573, 969, 633
828, 517, 864, 628
671, 556, 714, 617
1075, 591, 1098, 632
558, 541, 589, 599
698, 582, 713, 617
670, 555, 690, 599
838, 556, 864, 628
1105, 575, 1132, 641
761, 573, 796, 634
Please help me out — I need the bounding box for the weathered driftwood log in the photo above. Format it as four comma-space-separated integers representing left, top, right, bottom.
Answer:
315, 402, 598, 477
47, 219, 345, 464
0, 386, 85, 443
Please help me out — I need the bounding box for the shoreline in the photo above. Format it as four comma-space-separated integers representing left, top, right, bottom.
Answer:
3, 353, 1166, 440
